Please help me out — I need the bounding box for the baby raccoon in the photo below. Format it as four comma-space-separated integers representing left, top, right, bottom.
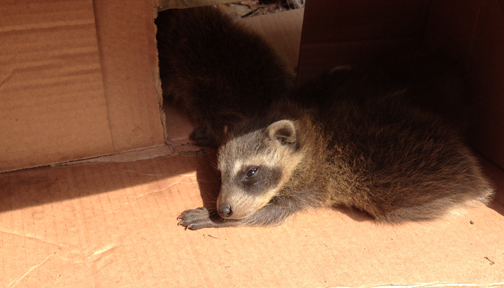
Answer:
177, 52, 494, 230
156, 6, 295, 147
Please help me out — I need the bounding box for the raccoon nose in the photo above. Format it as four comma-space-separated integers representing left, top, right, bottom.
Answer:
218, 204, 233, 218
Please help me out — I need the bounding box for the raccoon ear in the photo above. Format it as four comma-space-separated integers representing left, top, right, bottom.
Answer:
267, 120, 296, 146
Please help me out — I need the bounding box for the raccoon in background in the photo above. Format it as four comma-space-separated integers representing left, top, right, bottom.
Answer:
156, 6, 295, 147
177, 50, 494, 230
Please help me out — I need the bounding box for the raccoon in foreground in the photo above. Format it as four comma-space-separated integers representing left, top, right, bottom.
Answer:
177, 51, 494, 230
156, 6, 295, 147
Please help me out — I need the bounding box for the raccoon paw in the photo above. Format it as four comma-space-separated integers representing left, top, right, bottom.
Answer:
189, 127, 214, 147
177, 207, 222, 230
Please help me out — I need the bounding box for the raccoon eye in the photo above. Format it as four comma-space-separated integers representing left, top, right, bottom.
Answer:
246, 167, 258, 177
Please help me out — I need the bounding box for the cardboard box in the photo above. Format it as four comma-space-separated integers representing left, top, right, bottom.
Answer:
0, 0, 503, 287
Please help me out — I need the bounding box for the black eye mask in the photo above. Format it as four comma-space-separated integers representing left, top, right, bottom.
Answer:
235, 165, 283, 195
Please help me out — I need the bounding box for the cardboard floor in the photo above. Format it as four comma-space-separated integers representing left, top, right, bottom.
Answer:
1, 152, 503, 287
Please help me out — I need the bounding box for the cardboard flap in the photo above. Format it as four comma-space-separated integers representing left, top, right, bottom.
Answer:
93, 0, 165, 153
0, 0, 113, 172
0, 0, 165, 172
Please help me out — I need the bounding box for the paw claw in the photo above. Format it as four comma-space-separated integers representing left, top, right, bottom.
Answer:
177, 207, 216, 230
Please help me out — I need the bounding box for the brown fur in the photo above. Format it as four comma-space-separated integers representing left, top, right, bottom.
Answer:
177, 51, 494, 230
156, 6, 295, 146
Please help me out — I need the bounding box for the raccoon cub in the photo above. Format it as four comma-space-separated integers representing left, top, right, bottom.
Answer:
177, 51, 494, 230
156, 6, 295, 147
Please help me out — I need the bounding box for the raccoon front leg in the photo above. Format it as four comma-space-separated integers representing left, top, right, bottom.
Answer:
177, 203, 298, 230
177, 207, 222, 230
189, 125, 222, 147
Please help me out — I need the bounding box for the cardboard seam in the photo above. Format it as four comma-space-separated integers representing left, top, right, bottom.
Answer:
0, 20, 95, 33
0, 69, 14, 90
296, 4, 308, 80
0, 230, 65, 248
56, 144, 172, 165
134, 174, 196, 200
91, 0, 117, 152
0, 144, 172, 174
420, 0, 435, 41
467, 0, 483, 71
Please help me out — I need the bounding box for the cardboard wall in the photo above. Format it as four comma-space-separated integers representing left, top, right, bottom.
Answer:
93, 0, 165, 152
297, 0, 432, 83
297, 0, 504, 175
0, 0, 112, 172
424, 0, 504, 170
0, 0, 165, 173
239, 8, 304, 71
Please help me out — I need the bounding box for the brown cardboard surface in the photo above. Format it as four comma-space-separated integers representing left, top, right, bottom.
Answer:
0, 0, 113, 172
239, 8, 304, 71
297, 0, 431, 83
0, 0, 165, 173
1, 153, 503, 287
424, 0, 504, 171
300, 0, 431, 44
297, 38, 420, 84
93, 0, 165, 152
423, 0, 482, 62
468, 0, 504, 170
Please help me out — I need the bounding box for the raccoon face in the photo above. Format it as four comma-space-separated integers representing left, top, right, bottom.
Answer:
216, 120, 303, 219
